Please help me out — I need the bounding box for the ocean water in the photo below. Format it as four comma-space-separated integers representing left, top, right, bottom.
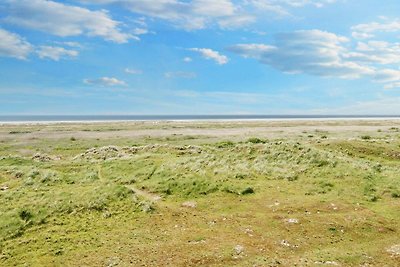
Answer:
0, 115, 399, 123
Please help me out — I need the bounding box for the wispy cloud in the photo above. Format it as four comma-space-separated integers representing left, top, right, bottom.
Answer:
125, 68, 143, 75
36, 46, 78, 61
84, 77, 127, 86
245, 0, 338, 17
78, 0, 254, 30
0, 28, 33, 60
4, 0, 133, 43
351, 18, 400, 39
345, 41, 400, 65
189, 48, 228, 65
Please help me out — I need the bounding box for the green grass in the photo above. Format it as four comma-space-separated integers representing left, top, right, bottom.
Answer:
0, 121, 400, 266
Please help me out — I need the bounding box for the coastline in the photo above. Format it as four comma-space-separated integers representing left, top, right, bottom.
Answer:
1, 116, 400, 125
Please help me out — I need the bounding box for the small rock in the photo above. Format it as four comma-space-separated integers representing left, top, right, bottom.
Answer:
0, 185, 9, 191
330, 203, 338, 210
141, 203, 153, 213
280, 240, 291, 247
285, 218, 299, 224
234, 245, 244, 255
244, 228, 253, 236
208, 220, 217, 226
106, 257, 121, 267
280, 239, 298, 248
182, 201, 197, 208
387, 244, 400, 256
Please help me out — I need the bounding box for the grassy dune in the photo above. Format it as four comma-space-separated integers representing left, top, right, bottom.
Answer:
0, 121, 399, 266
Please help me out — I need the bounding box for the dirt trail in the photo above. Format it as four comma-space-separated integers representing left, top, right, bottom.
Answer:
125, 185, 162, 202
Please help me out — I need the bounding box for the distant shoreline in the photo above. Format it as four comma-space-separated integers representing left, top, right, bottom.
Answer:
1, 115, 400, 125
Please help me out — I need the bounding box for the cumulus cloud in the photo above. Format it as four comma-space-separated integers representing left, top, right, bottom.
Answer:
190, 48, 228, 65
76, 0, 339, 30
228, 30, 373, 79
79, 0, 254, 30
0, 28, 80, 61
36, 46, 78, 61
228, 29, 400, 90
0, 28, 33, 60
84, 77, 127, 86
4, 0, 133, 43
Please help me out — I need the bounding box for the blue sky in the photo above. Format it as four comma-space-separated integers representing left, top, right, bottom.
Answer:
1, 0, 400, 115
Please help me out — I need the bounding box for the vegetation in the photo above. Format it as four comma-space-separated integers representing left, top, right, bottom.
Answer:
0, 120, 399, 266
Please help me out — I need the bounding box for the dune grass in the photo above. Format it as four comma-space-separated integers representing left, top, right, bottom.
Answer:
0, 121, 399, 266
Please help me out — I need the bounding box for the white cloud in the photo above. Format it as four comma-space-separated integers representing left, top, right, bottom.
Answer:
132, 28, 148, 35
183, 57, 192, 62
79, 0, 254, 30
0, 28, 33, 60
282, 0, 337, 7
373, 69, 400, 83
351, 32, 374, 39
345, 41, 400, 65
84, 77, 127, 86
164, 71, 197, 79
4, 0, 133, 43
124, 68, 143, 75
351, 19, 400, 39
245, 0, 337, 16
218, 15, 256, 29
36, 46, 78, 61
228, 29, 400, 89
245, 0, 291, 16
190, 48, 228, 65
55, 41, 83, 48
191, 0, 236, 17
229, 30, 372, 79
373, 69, 400, 89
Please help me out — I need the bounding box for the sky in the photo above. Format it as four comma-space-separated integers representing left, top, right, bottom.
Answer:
0, 0, 400, 115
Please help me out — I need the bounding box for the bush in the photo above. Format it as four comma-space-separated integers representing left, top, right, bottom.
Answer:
19, 210, 33, 222
391, 191, 400, 198
247, 137, 267, 144
28, 169, 40, 178
361, 135, 371, 140
216, 141, 235, 148
241, 187, 255, 195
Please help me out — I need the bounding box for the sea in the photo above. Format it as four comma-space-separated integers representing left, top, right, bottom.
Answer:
0, 115, 400, 124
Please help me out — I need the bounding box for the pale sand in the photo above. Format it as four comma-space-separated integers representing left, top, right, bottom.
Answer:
1, 119, 399, 141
